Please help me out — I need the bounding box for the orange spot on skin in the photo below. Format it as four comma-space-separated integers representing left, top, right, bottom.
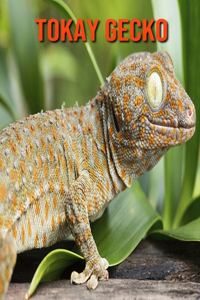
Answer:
21, 226, 25, 245
169, 82, 176, 92
151, 109, 165, 118
34, 233, 39, 247
61, 155, 66, 170
28, 124, 36, 135
124, 74, 134, 85
28, 191, 35, 203
19, 201, 24, 213
13, 227, 17, 239
121, 65, 127, 72
41, 137, 46, 151
50, 125, 57, 141
134, 76, 145, 87
43, 233, 47, 246
61, 118, 66, 131
123, 93, 130, 107
48, 145, 54, 162
171, 99, 175, 110
130, 64, 136, 70
165, 91, 170, 101
45, 200, 49, 220
10, 169, 15, 182
64, 140, 69, 153
95, 111, 100, 123
115, 78, 121, 93
142, 105, 150, 114
51, 216, 55, 231
177, 100, 183, 112
60, 180, 64, 195
55, 166, 59, 180
69, 214, 76, 225
53, 195, 57, 208
26, 146, 31, 161
125, 109, 132, 124
49, 180, 54, 192
108, 126, 114, 138
149, 133, 155, 146
0, 275, 4, 293
134, 96, 144, 108
27, 218, 32, 237
0, 183, 6, 202
141, 65, 147, 72
8, 140, 17, 155
21, 160, 26, 174
140, 115, 146, 123
12, 194, 17, 211
28, 137, 34, 152
44, 163, 49, 178
5, 220, 13, 230
58, 214, 62, 229
38, 123, 43, 132
120, 169, 126, 180
33, 166, 38, 182
16, 133, 23, 143
35, 201, 40, 215
116, 133, 123, 142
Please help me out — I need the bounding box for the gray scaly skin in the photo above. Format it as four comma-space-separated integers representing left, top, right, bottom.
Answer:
0, 51, 196, 299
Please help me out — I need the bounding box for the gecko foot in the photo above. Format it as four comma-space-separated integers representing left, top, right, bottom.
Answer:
71, 257, 109, 289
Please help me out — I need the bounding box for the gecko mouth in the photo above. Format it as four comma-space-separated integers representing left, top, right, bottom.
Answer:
146, 117, 195, 143
147, 116, 196, 130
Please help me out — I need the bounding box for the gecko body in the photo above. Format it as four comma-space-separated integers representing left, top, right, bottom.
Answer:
0, 51, 196, 299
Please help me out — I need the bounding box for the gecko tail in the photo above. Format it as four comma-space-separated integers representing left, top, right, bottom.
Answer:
0, 231, 17, 300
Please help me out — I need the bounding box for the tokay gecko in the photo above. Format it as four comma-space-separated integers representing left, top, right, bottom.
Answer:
0, 51, 196, 299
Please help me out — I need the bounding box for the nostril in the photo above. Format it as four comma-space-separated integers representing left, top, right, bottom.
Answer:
188, 110, 192, 117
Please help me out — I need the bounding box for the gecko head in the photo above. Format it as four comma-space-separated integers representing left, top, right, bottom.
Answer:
103, 51, 196, 184
106, 50, 196, 154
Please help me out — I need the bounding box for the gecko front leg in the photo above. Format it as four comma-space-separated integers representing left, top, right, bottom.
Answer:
65, 172, 109, 289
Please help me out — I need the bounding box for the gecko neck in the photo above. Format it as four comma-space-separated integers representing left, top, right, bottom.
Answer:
95, 85, 127, 194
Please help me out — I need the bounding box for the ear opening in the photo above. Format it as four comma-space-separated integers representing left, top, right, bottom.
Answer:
111, 103, 120, 132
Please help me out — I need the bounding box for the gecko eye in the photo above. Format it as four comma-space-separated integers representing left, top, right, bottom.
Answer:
147, 71, 163, 109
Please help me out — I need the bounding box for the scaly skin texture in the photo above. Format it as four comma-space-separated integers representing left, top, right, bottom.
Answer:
0, 51, 196, 299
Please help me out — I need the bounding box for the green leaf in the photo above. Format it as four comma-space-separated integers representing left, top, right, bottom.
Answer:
91, 181, 162, 266
26, 249, 83, 299
7, 0, 44, 113
0, 47, 18, 123
150, 217, 200, 241
173, 0, 200, 228
180, 196, 200, 226
151, 0, 184, 229
45, 0, 104, 85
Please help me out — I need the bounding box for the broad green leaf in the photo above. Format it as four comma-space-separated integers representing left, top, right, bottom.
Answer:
150, 217, 200, 241
45, 0, 104, 85
180, 196, 200, 226
26, 249, 83, 299
173, 0, 200, 227
151, 0, 184, 229
91, 181, 162, 266
7, 0, 44, 113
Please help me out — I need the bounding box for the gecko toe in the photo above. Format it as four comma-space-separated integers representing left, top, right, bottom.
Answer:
70, 257, 109, 289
